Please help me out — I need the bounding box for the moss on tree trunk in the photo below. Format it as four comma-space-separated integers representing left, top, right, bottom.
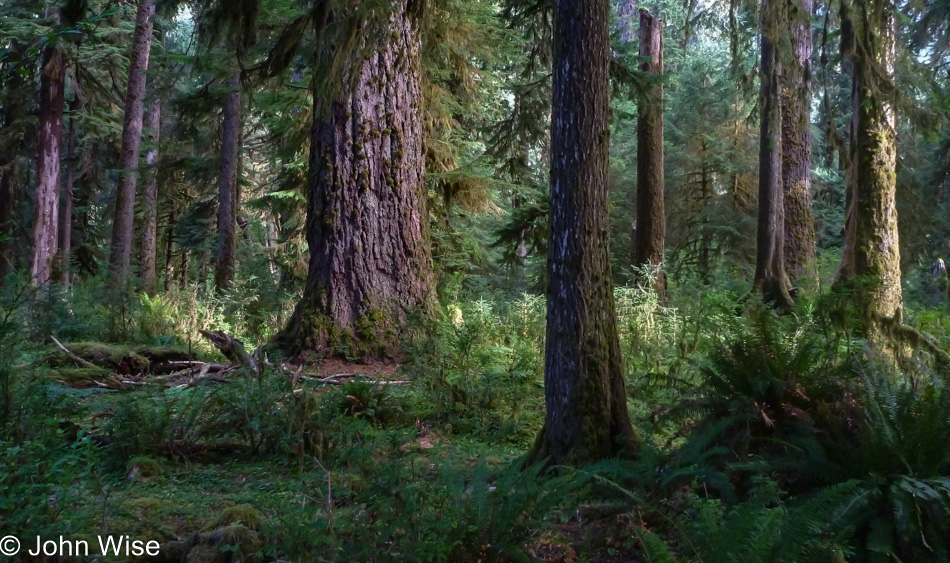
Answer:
276, 1, 434, 360
525, 0, 638, 468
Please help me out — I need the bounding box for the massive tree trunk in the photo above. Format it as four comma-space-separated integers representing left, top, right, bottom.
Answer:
634, 8, 666, 299
31, 42, 66, 287
60, 98, 78, 288
526, 0, 638, 467
214, 73, 241, 294
781, 0, 816, 281
276, 0, 434, 359
109, 0, 154, 291
842, 0, 902, 327
141, 99, 161, 295
752, 0, 794, 310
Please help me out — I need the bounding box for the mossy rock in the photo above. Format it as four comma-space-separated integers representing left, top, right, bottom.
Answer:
185, 524, 262, 563
206, 504, 264, 532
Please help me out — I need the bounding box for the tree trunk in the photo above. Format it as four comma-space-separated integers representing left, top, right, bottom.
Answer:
60, 98, 78, 288
276, 0, 435, 359
109, 0, 154, 291
31, 43, 65, 287
0, 42, 26, 284
781, 0, 816, 281
141, 99, 161, 295
214, 72, 241, 294
752, 0, 794, 310
634, 9, 666, 299
525, 0, 638, 468
847, 0, 902, 327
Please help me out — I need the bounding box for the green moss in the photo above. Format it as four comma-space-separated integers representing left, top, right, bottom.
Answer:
128, 456, 165, 480
186, 524, 262, 563
206, 503, 264, 532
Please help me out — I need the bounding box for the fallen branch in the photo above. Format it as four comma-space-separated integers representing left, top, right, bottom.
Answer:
199, 330, 257, 371
51, 336, 101, 371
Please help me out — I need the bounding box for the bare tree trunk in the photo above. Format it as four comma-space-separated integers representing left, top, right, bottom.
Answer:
109, 0, 154, 291
60, 98, 78, 288
277, 1, 435, 359
526, 0, 638, 468
781, 0, 816, 281
753, 0, 794, 310
141, 99, 161, 295
214, 72, 241, 294
31, 43, 65, 287
634, 9, 666, 299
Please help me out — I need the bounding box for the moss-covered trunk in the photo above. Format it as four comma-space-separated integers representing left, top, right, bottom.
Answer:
634, 9, 667, 300
109, 0, 155, 291
781, 0, 816, 282
278, 1, 434, 359
849, 0, 902, 326
753, 0, 794, 310
141, 99, 161, 296
214, 73, 241, 294
526, 0, 638, 467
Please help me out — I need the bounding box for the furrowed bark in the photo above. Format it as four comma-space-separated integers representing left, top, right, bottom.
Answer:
214, 73, 241, 294
276, 1, 434, 359
141, 99, 161, 295
781, 0, 817, 281
526, 0, 638, 467
31, 43, 65, 287
634, 9, 667, 300
752, 0, 794, 310
109, 0, 155, 291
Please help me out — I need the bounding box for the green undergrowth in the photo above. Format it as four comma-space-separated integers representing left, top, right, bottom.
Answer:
4, 273, 950, 561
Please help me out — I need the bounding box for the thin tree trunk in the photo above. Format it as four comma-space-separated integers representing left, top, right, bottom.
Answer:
0, 43, 26, 284
214, 72, 241, 294
277, 0, 435, 359
31, 43, 65, 287
141, 99, 161, 295
781, 0, 816, 281
634, 9, 666, 299
109, 0, 155, 291
60, 98, 78, 288
164, 209, 176, 293
753, 0, 794, 310
526, 0, 638, 467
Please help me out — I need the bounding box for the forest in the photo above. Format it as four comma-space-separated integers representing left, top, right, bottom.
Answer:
1, 0, 950, 560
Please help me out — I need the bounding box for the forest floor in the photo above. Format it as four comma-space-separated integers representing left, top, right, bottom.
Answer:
29, 337, 641, 562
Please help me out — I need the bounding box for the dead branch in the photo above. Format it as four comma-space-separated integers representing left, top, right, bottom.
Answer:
51, 336, 101, 370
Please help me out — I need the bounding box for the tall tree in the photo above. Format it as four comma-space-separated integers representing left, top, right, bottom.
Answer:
31, 23, 68, 287
140, 99, 161, 295
277, 0, 434, 358
634, 8, 666, 299
214, 72, 241, 294
60, 97, 79, 288
108, 0, 155, 291
781, 0, 817, 280
0, 42, 28, 284
838, 0, 902, 327
526, 0, 638, 467
752, 0, 795, 309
